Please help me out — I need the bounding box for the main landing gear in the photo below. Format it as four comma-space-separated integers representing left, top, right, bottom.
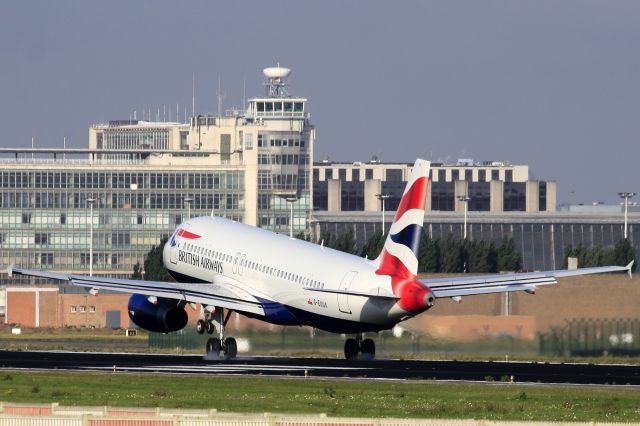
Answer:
344, 333, 375, 360
196, 307, 237, 359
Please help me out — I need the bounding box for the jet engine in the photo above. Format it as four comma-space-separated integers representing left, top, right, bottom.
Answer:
127, 294, 188, 333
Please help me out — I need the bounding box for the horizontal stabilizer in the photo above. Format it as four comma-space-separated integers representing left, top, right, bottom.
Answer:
422, 264, 631, 299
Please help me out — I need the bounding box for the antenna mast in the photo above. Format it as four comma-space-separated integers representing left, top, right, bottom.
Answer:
217, 74, 224, 117
192, 73, 196, 118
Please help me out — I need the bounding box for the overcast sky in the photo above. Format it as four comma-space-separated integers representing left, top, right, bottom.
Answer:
1, 1, 639, 204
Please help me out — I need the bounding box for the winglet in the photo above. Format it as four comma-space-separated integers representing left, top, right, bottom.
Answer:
7, 264, 13, 279
626, 260, 634, 279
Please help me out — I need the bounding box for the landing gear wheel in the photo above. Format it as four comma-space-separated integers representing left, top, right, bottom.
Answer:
361, 338, 376, 360
205, 319, 215, 335
196, 319, 206, 334
206, 337, 221, 355
224, 337, 238, 359
344, 338, 358, 360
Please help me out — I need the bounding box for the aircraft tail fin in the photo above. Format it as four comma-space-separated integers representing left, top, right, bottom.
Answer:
375, 159, 430, 279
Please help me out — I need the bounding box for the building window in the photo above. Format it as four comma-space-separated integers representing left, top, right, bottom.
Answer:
539, 181, 547, 212
71, 306, 77, 313
80, 306, 86, 312
89, 306, 96, 313
465, 170, 472, 181
492, 170, 499, 180
386, 169, 403, 182
35, 233, 49, 245
504, 182, 526, 211
245, 133, 253, 150
438, 169, 446, 182
505, 170, 513, 182
352, 169, 360, 182
452, 170, 459, 181
478, 170, 486, 182
365, 169, 373, 180
180, 131, 189, 150
325, 169, 333, 180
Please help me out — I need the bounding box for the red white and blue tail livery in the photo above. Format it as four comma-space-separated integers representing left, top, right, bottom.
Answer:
8, 159, 633, 359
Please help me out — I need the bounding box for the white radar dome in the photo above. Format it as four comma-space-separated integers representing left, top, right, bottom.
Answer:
263, 66, 291, 79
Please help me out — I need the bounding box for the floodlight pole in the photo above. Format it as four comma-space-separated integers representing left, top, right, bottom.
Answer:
376, 193, 390, 234
618, 192, 636, 239
457, 195, 471, 240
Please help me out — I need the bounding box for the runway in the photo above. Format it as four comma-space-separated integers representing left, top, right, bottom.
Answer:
0, 350, 638, 385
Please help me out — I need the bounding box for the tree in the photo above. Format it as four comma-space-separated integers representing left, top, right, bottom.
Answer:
316, 230, 334, 248
439, 234, 464, 273
143, 236, 175, 281
612, 238, 637, 271
497, 237, 522, 272
294, 231, 312, 242
418, 232, 439, 273
131, 261, 143, 280
332, 229, 358, 255
361, 230, 386, 260
467, 240, 492, 273
487, 241, 498, 272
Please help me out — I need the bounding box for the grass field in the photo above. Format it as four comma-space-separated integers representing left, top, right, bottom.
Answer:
0, 371, 638, 421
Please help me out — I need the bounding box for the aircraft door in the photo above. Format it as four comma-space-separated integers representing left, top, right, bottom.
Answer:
168, 233, 178, 265
169, 244, 178, 264
337, 271, 357, 314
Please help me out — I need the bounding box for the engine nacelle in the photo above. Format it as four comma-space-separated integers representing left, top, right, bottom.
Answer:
127, 294, 188, 333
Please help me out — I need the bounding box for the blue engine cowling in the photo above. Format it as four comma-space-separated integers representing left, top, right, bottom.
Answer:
127, 294, 188, 333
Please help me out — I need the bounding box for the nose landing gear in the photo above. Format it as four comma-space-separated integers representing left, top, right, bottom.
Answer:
344, 333, 376, 360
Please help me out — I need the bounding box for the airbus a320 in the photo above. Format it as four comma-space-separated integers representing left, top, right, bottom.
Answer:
9, 159, 632, 359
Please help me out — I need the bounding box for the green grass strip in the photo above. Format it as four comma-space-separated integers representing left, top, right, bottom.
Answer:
0, 371, 639, 421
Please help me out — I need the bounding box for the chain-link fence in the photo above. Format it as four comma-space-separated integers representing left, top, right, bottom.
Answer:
539, 318, 640, 356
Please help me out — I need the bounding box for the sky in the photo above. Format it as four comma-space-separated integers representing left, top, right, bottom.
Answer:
1, 1, 639, 205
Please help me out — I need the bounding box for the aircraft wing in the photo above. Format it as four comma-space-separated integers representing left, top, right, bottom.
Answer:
7, 266, 265, 316
421, 262, 633, 299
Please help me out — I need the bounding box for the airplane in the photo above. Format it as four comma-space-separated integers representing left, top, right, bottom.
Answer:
8, 159, 633, 360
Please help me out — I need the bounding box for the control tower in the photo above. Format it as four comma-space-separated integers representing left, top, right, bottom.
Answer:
244, 66, 308, 120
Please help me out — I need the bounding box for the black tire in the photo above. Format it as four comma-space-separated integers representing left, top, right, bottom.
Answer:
344, 338, 358, 360
206, 337, 221, 355
196, 319, 206, 334
361, 338, 376, 359
225, 337, 238, 359
205, 319, 215, 335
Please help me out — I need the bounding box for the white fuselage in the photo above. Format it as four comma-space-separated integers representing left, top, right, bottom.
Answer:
162, 216, 410, 333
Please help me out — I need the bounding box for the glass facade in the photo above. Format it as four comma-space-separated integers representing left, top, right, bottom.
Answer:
0, 167, 244, 275
256, 129, 312, 234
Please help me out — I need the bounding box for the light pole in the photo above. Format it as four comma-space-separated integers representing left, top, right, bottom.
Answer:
184, 197, 194, 220
618, 192, 636, 239
376, 193, 390, 234
285, 197, 297, 238
457, 195, 471, 240
86, 198, 96, 276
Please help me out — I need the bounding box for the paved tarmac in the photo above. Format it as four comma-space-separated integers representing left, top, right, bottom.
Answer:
0, 350, 638, 385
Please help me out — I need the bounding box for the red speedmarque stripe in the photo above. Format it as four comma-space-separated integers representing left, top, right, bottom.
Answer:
392, 177, 428, 223
176, 229, 201, 239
